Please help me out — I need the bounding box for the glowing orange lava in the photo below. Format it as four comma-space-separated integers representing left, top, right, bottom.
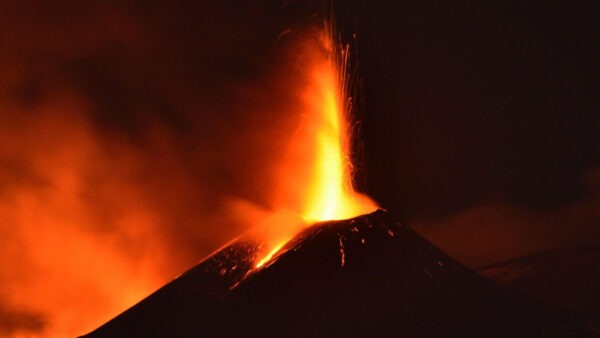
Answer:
300, 41, 376, 222
253, 26, 377, 268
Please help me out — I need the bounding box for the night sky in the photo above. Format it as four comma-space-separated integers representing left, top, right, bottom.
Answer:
0, 1, 598, 336
342, 1, 598, 218
336, 1, 599, 264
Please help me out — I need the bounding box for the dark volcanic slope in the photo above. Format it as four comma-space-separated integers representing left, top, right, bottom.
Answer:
82, 210, 598, 337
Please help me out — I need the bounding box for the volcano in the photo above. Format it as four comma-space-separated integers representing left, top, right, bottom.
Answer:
82, 210, 597, 337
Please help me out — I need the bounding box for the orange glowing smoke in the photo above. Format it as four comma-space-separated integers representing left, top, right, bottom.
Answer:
252, 26, 377, 268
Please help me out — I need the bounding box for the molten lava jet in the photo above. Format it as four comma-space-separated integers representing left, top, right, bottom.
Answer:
247, 25, 376, 269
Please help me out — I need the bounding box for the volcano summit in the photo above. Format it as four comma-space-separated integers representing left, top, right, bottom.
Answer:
82, 209, 597, 337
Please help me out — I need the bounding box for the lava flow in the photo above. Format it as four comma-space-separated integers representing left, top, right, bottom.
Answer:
251, 26, 377, 268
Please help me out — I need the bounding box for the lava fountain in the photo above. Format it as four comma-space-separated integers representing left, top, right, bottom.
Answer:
252, 25, 377, 268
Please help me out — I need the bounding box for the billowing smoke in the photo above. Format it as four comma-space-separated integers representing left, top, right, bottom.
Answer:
0, 1, 326, 337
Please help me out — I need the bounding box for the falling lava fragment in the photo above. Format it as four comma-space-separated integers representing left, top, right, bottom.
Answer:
81, 209, 598, 337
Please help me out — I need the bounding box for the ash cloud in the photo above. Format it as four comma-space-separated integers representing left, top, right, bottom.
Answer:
0, 303, 45, 337
0, 1, 324, 337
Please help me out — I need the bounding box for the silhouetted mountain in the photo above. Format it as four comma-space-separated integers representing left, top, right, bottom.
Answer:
82, 210, 598, 337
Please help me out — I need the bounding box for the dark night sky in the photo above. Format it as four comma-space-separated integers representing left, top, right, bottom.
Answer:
335, 1, 599, 264
341, 1, 599, 219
